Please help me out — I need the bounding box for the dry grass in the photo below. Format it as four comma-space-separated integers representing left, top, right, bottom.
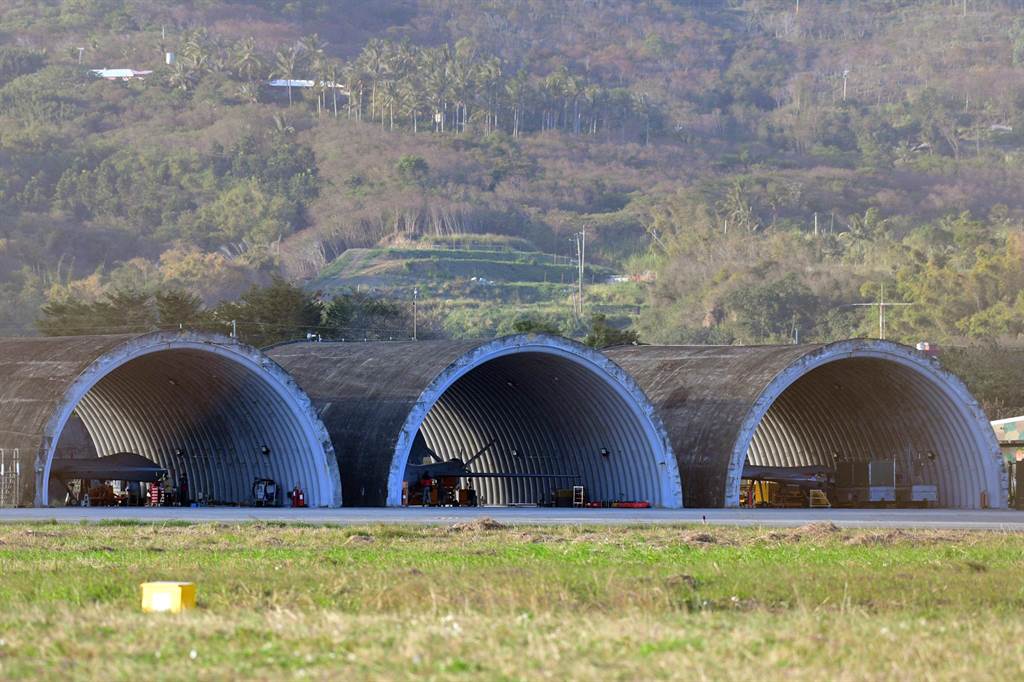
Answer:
0, 522, 1022, 680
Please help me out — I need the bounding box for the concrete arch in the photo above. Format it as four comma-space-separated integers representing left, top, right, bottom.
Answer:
606, 340, 1005, 509
0, 332, 340, 507
268, 334, 682, 508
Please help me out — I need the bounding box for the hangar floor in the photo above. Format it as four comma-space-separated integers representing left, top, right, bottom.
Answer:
0, 506, 1021, 529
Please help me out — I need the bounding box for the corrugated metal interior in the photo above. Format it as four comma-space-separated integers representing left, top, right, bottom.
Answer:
416, 352, 664, 506
746, 357, 982, 507
58, 349, 327, 506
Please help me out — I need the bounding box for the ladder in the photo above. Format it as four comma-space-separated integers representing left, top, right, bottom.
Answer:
0, 449, 21, 507
572, 485, 585, 508
809, 488, 831, 508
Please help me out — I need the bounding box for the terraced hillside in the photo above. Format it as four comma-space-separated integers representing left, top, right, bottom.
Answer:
313, 236, 645, 339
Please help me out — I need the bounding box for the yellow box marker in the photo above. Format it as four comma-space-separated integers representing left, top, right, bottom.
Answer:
140, 582, 196, 613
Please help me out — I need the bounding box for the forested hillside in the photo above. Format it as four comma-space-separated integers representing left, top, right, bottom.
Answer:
5, 0, 1024, 375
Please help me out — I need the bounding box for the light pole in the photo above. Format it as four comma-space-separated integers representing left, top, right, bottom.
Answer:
413, 287, 418, 341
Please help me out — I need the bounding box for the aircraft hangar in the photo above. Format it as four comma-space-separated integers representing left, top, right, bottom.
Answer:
266, 334, 683, 508
0, 331, 1008, 510
607, 339, 1006, 509
0, 332, 340, 508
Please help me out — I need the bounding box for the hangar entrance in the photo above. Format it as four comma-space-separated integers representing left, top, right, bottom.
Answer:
740, 357, 991, 509
400, 350, 679, 508
43, 343, 338, 507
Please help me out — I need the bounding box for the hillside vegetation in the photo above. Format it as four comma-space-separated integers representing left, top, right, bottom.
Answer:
5, 2, 1024, 374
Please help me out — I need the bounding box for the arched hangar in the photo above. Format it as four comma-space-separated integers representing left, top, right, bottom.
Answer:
0, 332, 340, 507
267, 334, 683, 508
606, 339, 1006, 509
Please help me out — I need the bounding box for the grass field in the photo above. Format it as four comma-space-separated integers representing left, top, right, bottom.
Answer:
1, 521, 1022, 680
312, 238, 643, 339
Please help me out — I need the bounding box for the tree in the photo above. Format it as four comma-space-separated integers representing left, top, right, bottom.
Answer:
38, 289, 156, 336
101, 289, 157, 331
273, 46, 302, 106
322, 291, 407, 339
214, 277, 321, 347
395, 155, 429, 186
37, 298, 99, 336
399, 74, 426, 132
359, 38, 388, 122
724, 274, 816, 343
156, 290, 206, 329
168, 61, 195, 91
506, 70, 529, 138
380, 78, 400, 129
299, 34, 329, 117
190, 178, 292, 246
181, 28, 214, 77
910, 88, 964, 159
584, 314, 639, 348
233, 37, 263, 84
0, 47, 45, 86
298, 34, 327, 63
509, 317, 562, 335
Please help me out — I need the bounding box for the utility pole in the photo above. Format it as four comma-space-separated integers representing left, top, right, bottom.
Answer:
76, 47, 85, 64
230, 320, 237, 339
574, 227, 587, 316
842, 70, 850, 102
847, 283, 913, 340
409, 286, 417, 339
580, 226, 586, 314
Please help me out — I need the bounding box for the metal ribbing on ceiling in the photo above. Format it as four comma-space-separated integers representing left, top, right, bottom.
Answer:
745, 357, 985, 508
606, 340, 1004, 509
61, 348, 329, 506
415, 352, 665, 506
267, 335, 680, 508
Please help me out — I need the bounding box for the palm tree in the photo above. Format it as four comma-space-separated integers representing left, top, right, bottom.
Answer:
399, 76, 425, 132
233, 37, 263, 82
380, 79, 401, 130
451, 38, 479, 133
272, 113, 295, 137
168, 61, 194, 92
299, 34, 325, 56
328, 61, 342, 118
232, 37, 263, 103
359, 38, 388, 122
583, 84, 602, 135
182, 28, 212, 76
273, 46, 301, 106
342, 63, 363, 120
476, 57, 502, 132
299, 33, 327, 63
422, 46, 452, 132
237, 81, 259, 104
506, 70, 529, 138
298, 34, 329, 116
566, 74, 584, 135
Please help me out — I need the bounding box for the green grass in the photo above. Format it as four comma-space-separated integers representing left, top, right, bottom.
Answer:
2, 522, 1021, 680
313, 241, 643, 339
316, 247, 611, 286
